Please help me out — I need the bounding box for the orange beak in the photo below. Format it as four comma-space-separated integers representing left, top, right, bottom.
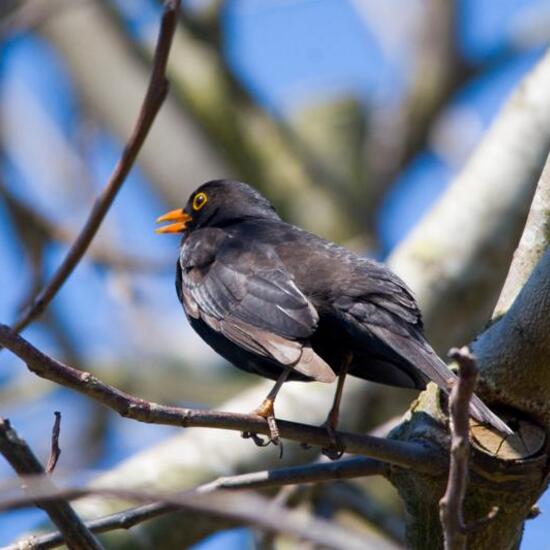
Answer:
155, 209, 192, 234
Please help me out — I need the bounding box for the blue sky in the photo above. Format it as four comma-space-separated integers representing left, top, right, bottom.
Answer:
0, 0, 548, 547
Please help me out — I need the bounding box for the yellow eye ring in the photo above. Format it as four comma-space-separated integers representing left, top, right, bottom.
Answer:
192, 192, 208, 211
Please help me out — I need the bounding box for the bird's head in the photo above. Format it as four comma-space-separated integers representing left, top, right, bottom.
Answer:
155, 179, 280, 235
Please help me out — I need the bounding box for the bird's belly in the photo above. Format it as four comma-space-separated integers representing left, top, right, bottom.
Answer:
188, 316, 310, 382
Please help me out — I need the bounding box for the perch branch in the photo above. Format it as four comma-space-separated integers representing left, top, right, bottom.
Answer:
0, 418, 102, 550
0, 323, 443, 473
3, 0, 180, 342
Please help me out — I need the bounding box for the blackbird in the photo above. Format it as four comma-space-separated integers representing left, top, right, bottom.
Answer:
156, 179, 511, 451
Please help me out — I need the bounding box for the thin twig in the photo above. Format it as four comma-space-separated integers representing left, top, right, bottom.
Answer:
439, 346, 478, 550
0, 418, 103, 550
2, 0, 181, 344
46, 411, 62, 475
0, 486, 373, 550
0, 323, 444, 473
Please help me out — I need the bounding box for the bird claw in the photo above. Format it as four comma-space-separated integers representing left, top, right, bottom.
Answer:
321, 421, 344, 460
242, 407, 284, 458
241, 428, 284, 459
241, 431, 272, 447
322, 444, 344, 461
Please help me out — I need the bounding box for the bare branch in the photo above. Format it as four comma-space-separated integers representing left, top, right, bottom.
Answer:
3, 0, 181, 341
0, 485, 379, 550
0, 418, 102, 550
439, 347, 478, 550
0, 323, 443, 473
3, 457, 385, 549
46, 411, 62, 475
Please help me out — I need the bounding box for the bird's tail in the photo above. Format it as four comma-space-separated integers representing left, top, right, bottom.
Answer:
369, 325, 513, 435
412, 344, 513, 435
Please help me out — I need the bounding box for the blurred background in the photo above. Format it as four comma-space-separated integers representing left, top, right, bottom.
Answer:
0, 0, 549, 547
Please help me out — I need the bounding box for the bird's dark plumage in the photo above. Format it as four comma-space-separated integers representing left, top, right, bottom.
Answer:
159, 179, 511, 435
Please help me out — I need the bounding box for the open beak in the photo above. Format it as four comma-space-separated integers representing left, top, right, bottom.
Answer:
155, 209, 192, 234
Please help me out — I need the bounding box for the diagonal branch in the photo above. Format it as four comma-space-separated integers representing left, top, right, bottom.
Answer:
0, 418, 103, 550
0, 323, 444, 473
494, 151, 550, 316
2, 456, 385, 549
2, 0, 181, 343
0, 485, 381, 550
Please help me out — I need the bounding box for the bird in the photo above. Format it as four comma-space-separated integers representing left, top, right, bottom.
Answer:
156, 179, 512, 454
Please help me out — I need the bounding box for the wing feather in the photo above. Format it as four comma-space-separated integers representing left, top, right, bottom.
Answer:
178, 232, 334, 383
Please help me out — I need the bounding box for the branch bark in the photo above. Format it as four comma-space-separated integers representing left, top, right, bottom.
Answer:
0, 418, 102, 550
473, 247, 550, 428
494, 152, 550, 316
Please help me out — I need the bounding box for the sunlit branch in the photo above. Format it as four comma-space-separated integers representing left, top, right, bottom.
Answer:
0, 323, 444, 473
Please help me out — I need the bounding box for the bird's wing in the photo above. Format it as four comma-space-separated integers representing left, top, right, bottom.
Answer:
178, 235, 335, 383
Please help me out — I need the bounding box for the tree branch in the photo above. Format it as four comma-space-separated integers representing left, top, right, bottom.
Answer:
3, 0, 180, 342
1, 485, 382, 550
0, 418, 102, 550
439, 347, 478, 550
3, 456, 385, 549
389, 47, 550, 352
473, 247, 550, 428
0, 323, 443, 473
494, 152, 550, 316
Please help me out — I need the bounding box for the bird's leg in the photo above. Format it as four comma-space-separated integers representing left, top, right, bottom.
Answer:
242, 366, 292, 452
321, 353, 352, 460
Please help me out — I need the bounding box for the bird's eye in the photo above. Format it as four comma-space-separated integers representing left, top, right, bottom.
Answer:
192, 192, 208, 211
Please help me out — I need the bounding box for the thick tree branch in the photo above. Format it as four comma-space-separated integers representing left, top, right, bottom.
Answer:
4, 457, 384, 549
494, 152, 550, 316
0, 323, 442, 473
439, 347, 478, 550
390, 47, 550, 352
3, 0, 180, 341
0, 418, 102, 550
473, 247, 550, 427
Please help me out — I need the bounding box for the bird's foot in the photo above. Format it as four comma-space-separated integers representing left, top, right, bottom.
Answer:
241, 431, 272, 447
241, 399, 284, 458
320, 411, 344, 460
